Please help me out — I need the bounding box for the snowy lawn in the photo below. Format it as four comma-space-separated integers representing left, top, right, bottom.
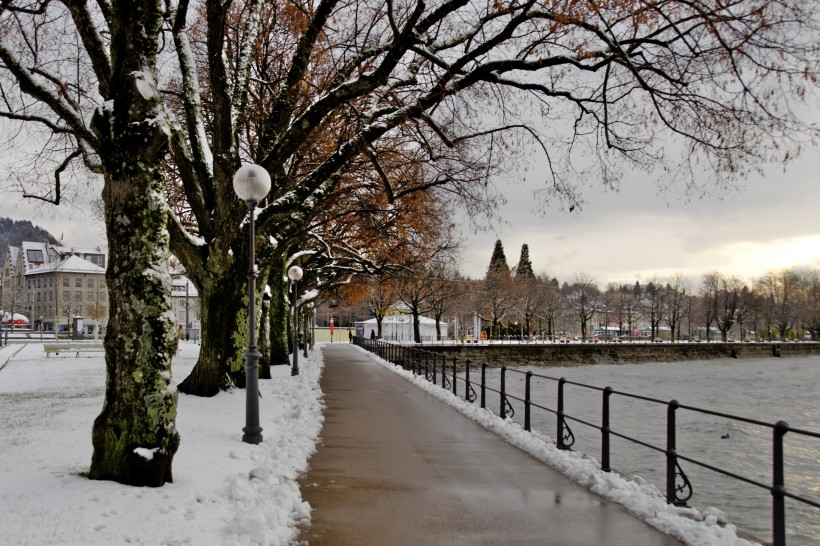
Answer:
0, 341, 757, 545
0, 341, 323, 546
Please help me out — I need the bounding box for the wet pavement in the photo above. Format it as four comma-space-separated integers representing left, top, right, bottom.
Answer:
297, 344, 682, 545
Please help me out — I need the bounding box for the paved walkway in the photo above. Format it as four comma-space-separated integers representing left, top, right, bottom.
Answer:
297, 344, 682, 545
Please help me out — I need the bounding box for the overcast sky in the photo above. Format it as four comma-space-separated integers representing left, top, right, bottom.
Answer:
2, 145, 818, 289
457, 148, 820, 286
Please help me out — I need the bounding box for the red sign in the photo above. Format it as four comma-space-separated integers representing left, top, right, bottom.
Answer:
329, 317, 334, 335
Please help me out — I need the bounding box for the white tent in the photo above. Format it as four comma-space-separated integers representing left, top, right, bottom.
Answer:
0, 312, 30, 327
355, 315, 447, 342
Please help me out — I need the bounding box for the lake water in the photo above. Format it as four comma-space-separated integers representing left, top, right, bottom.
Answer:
477, 356, 819, 545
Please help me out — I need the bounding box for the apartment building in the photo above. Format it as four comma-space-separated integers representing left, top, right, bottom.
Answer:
2, 240, 201, 338
3, 242, 108, 334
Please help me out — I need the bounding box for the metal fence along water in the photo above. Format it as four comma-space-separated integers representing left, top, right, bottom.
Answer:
354, 337, 820, 546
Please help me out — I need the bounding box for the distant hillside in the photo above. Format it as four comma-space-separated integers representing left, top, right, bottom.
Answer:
0, 218, 61, 266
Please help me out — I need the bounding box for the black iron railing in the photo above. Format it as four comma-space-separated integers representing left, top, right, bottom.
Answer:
354, 337, 819, 546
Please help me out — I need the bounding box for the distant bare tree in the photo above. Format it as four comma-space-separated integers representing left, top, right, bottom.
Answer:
663, 275, 689, 341
566, 273, 601, 341
757, 269, 799, 339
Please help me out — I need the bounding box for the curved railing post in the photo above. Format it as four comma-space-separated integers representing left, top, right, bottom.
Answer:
432, 353, 437, 385
602, 386, 613, 472
466, 359, 472, 401
666, 399, 692, 505
557, 378, 568, 450
772, 420, 789, 546
452, 357, 458, 396
500, 366, 507, 417
481, 363, 487, 409
524, 371, 532, 431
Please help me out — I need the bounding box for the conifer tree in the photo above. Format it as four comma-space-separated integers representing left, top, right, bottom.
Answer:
515, 244, 535, 279
487, 239, 509, 275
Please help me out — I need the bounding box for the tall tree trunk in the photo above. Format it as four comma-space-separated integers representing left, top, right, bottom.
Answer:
258, 271, 272, 379
177, 270, 247, 395
89, 1, 178, 487
268, 255, 289, 366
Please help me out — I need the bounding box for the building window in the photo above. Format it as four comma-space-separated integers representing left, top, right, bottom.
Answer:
75, 278, 82, 287
63, 277, 70, 287
100, 291, 107, 302
27, 249, 44, 263
75, 291, 81, 301
87, 279, 94, 288
49, 277, 53, 287
63, 291, 69, 301
87, 291, 94, 301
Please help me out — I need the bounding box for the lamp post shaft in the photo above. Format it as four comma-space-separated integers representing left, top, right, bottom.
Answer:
291, 280, 299, 376
242, 199, 263, 444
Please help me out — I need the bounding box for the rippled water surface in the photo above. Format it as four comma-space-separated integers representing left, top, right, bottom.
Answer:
485, 356, 819, 545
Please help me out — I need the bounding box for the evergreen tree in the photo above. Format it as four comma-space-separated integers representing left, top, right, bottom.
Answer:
515, 244, 535, 278
487, 239, 509, 275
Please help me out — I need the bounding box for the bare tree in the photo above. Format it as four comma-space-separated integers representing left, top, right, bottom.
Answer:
715, 275, 746, 341
640, 279, 664, 341
536, 276, 562, 341
757, 269, 799, 340
663, 274, 689, 341
427, 261, 463, 342
566, 273, 600, 341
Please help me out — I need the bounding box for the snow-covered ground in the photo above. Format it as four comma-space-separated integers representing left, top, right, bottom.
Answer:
0, 341, 757, 545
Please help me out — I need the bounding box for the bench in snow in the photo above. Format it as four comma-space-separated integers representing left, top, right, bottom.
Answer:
44, 343, 105, 358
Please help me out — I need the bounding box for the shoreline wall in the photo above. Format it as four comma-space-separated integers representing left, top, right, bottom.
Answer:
419, 342, 820, 367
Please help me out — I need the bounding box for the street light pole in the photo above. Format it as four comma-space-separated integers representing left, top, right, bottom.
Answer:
233, 163, 271, 445
288, 265, 303, 376
185, 279, 190, 341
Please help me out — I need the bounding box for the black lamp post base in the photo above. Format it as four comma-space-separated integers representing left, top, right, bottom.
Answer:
242, 426, 263, 444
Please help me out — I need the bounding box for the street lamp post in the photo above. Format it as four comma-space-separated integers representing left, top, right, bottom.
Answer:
185, 279, 190, 341
233, 163, 271, 445
288, 265, 303, 376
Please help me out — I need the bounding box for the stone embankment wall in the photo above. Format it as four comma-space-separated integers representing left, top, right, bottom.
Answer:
421, 342, 820, 368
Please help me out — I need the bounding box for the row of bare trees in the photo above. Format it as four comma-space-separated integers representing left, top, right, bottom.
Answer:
446, 266, 820, 343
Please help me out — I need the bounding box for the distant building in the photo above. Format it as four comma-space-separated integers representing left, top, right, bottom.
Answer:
2, 242, 108, 334
355, 315, 448, 342
2, 241, 201, 340
171, 275, 201, 341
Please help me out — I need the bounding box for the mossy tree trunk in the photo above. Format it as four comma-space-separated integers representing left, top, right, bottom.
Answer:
177, 270, 247, 395
89, 1, 179, 486
176, 225, 271, 395
268, 254, 289, 367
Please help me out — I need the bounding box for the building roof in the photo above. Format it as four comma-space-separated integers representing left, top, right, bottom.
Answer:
357, 315, 438, 325
171, 276, 199, 297
25, 255, 106, 276
53, 245, 105, 255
